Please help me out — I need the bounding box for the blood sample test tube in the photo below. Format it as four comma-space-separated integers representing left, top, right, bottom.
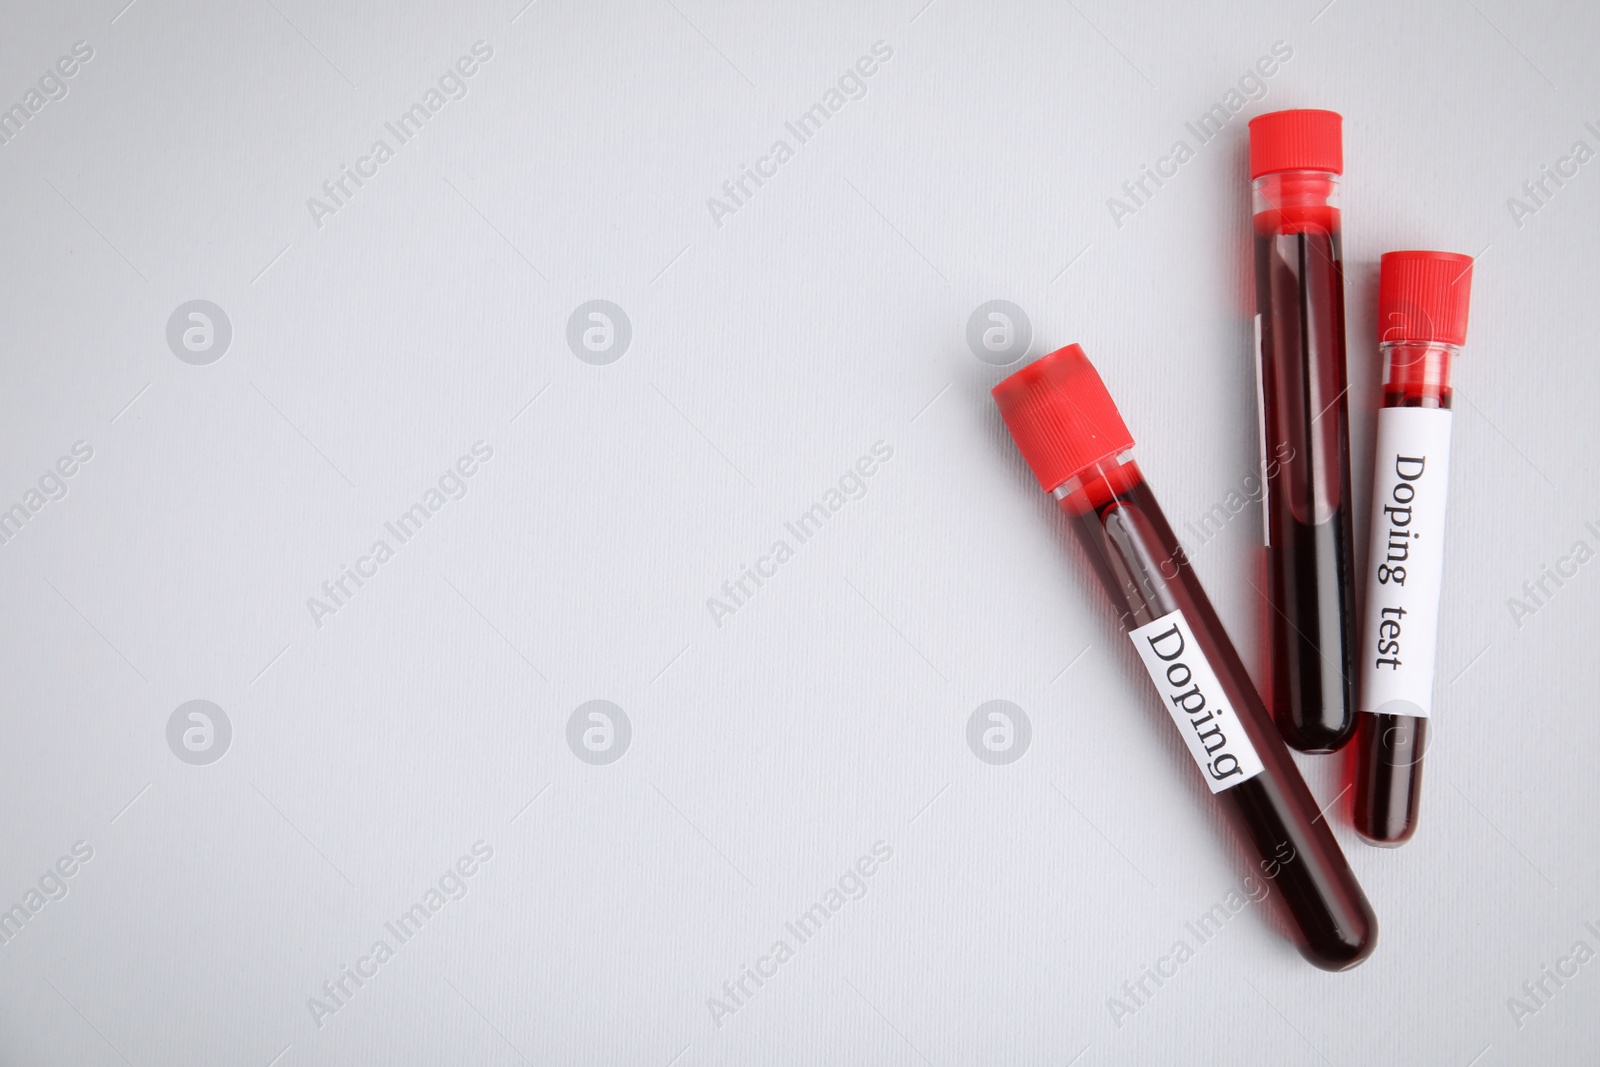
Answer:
993, 344, 1376, 970
1352, 251, 1474, 846
1248, 109, 1359, 753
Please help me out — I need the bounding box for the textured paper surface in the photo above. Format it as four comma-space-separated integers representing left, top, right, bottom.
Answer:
1, 1, 1596, 1063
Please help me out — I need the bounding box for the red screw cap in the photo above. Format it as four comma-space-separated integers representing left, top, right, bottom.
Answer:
992, 344, 1134, 494
1248, 109, 1343, 178
1379, 251, 1474, 346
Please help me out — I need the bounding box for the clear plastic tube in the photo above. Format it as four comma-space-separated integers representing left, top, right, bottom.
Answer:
1251, 167, 1359, 752
994, 345, 1376, 969
1351, 342, 1454, 842
1350, 248, 1473, 845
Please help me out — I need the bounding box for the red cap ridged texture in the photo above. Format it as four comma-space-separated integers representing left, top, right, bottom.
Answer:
1379, 251, 1474, 346
1249, 109, 1343, 178
992, 345, 1134, 493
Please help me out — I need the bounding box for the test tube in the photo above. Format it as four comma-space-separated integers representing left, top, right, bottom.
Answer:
1248, 109, 1359, 752
993, 344, 1376, 970
1352, 251, 1474, 845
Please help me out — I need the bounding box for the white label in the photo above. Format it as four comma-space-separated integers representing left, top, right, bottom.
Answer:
1359, 407, 1453, 718
1128, 609, 1265, 793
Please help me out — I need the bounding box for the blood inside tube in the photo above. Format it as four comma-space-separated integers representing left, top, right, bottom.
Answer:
1260, 228, 1343, 524
1061, 461, 1375, 969
1383, 344, 1453, 408
1253, 180, 1358, 753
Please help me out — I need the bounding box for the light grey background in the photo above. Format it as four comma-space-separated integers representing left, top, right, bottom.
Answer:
1, 0, 1596, 1063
